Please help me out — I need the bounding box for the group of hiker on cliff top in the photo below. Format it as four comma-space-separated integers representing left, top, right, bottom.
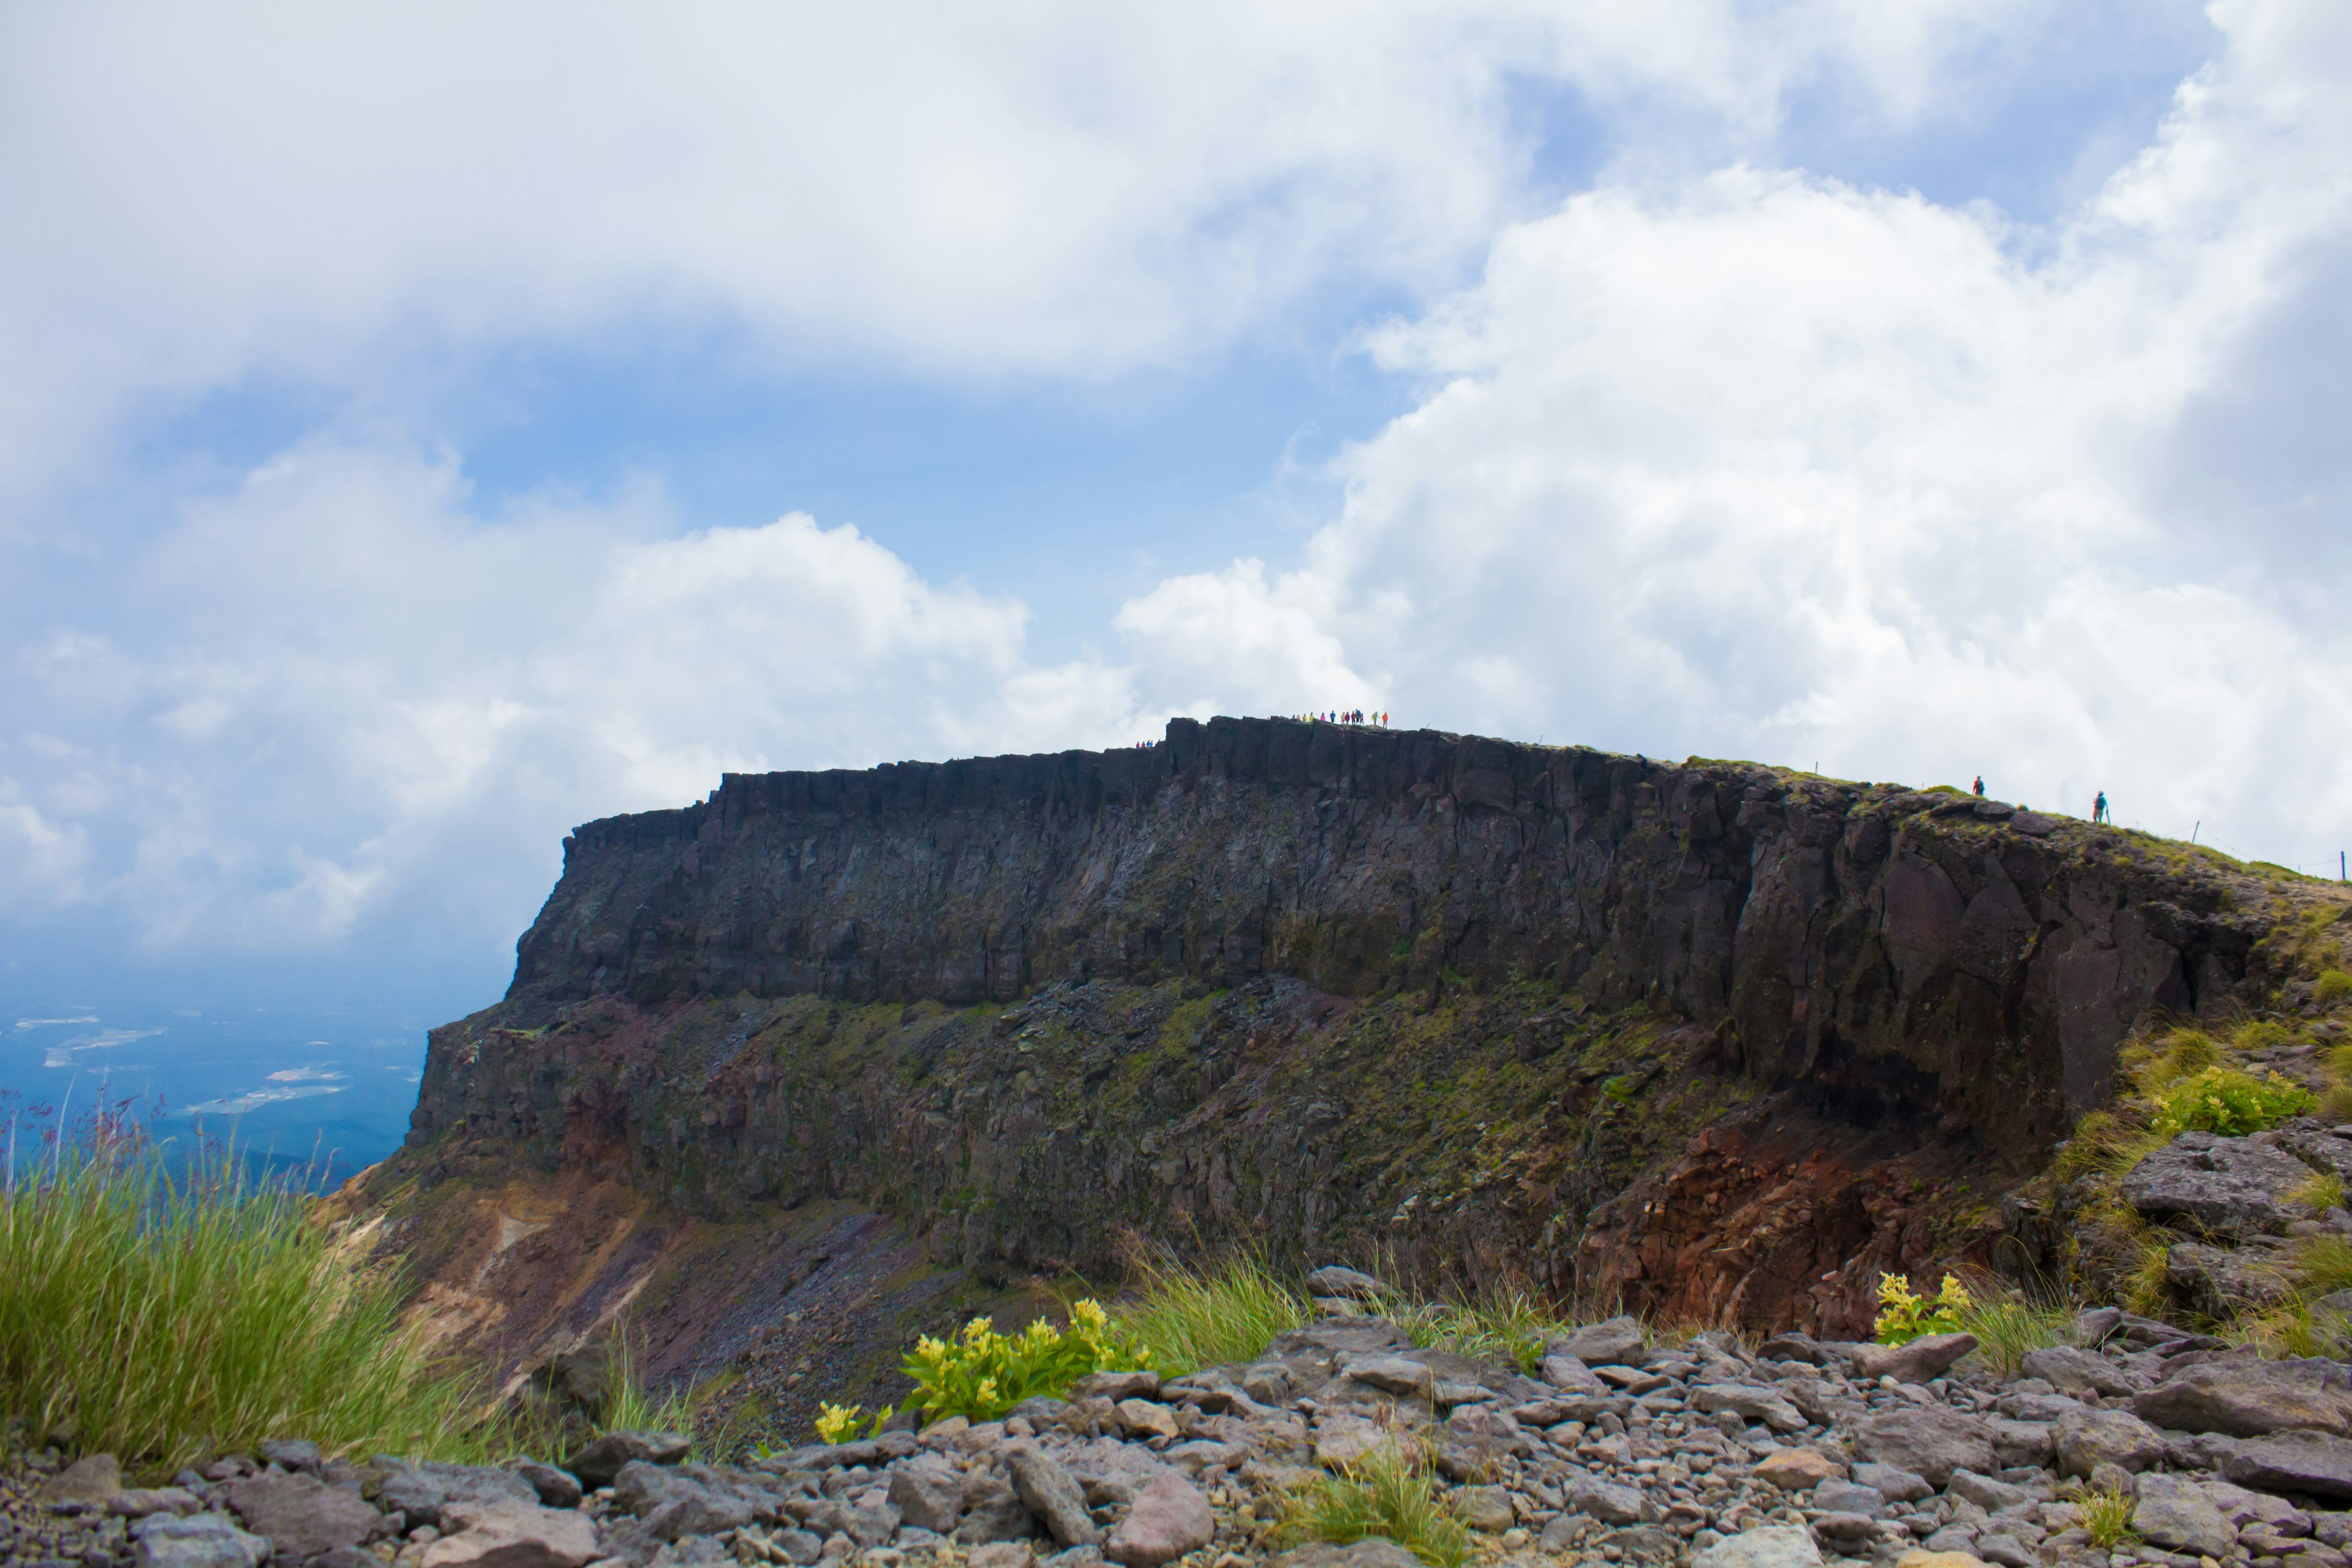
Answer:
1972, 773, 2110, 823
1302, 709, 1386, 726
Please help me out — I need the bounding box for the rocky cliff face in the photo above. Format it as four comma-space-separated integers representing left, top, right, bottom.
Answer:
392, 717, 2323, 1353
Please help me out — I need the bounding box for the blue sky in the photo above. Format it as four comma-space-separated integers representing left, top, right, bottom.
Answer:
4, 0, 2349, 1069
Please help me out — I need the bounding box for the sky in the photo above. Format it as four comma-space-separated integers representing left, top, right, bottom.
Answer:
3, 0, 2350, 1074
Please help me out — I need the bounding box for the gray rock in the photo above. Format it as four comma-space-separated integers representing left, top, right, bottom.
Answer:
2021, 1346, 2144, 1397
1342, 1357, 1433, 1398
2135, 1356, 2352, 1437
1689, 1384, 1806, 1433
2166, 1241, 2300, 1317
2056, 1407, 2167, 1476
1948, 1471, 2032, 1512
43, 1454, 123, 1502
225, 1472, 383, 1558
110, 1489, 202, 1518
1303, 1266, 1388, 1302
1006, 1447, 1099, 1547
771, 1529, 823, 1566
1540, 1515, 1585, 1552
1268, 1543, 1425, 1568
1689, 1525, 1822, 1568
1851, 1463, 1933, 1504
510, 1462, 581, 1510
1539, 1354, 1610, 1394
1813, 1480, 1883, 1517
611, 1463, 753, 1542
1987, 1418, 2056, 1467
1756, 1333, 1834, 1366
1569, 1477, 1647, 1526
368, 1459, 538, 1531
1852, 1408, 1997, 1487
1008, 1397, 1073, 1429
888, 1467, 962, 1536
2120, 1133, 2313, 1236
1101, 1475, 1212, 1568
1454, 1486, 1516, 1532
134, 1513, 270, 1568
1811, 1512, 1877, 1543
568, 1432, 692, 1490
1066, 1371, 1160, 1403
256, 1441, 323, 1474
1848, 1334, 1978, 1385
2206, 1480, 2313, 1532
421, 1499, 601, 1568
1975, 1532, 2038, 1568
2133, 1473, 2236, 1557
2075, 1307, 2125, 1346
2222, 1430, 2352, 1500
956, 1486, 1041, 1545
1547, 1317, 1647, 1367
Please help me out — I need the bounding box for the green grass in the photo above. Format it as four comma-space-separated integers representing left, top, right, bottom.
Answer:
2294, 1172, 2347, 1214
1114, 1249, 1313, 1377
1950, 1292, 2071, 1376
2073, 1482, 2138, 1549
1278, 1440, 1471, 1568
0, 1128, 487, 1476
2317, 970, 2352, 1005
1379, 1286, 1589, 1375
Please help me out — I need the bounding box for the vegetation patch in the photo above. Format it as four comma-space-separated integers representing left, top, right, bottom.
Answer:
1276, 1439, 1471, 1568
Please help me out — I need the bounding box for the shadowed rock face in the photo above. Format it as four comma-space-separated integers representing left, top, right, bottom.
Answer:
401, 717, 2301, 1334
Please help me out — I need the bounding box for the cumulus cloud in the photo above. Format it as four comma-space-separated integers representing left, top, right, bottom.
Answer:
0, 0, 2132, 508
1130, 0, 2352, 867
1, 445, 1145, 950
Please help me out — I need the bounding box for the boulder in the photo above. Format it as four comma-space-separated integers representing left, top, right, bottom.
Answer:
1756, 1332, 1834, 1366
1852, 1409, 1997, 1487
225, 1472, 385, 1558
611, 1462, 753, 1541
1852, 1463, 1934, 1504
510, 1462, 581, 1510
44, 1453, 124, 1503
1270, 1544, 1426, 1568
420, 1499, 600, 1568
1947, 1472, 2031, 1513
888, 1465, 963, 1535
2222, 1431, 2352, 1500
132, 1512, 270, 1568
1068, 1371, 1160, 1402
2132, 1473, 2236, 1557
2166, 1242, 2299, 1317
1538, 1354, 1611, 1395
1112, 1400, 1179, 1441
2134, 1357, 2352, 1437
1455, 1486, 1516, 1532
1313, 1415, 1388, 1471
1342, 1357, 1434, 1398
567, 1430, 692, 1489
1005, 1446, 1099, 1547
368, 1459, 538, 1530
1691, 1525, 1823, 1568
1304, 1266, 1388, 1302
1850, 1335, 1978, 1385
110, 1489, 202, 1519
1751, 1450, 1843, 1490
1689, 1384, 1806, 1433
1986, 1419, 2055, 1468
1569, 1477, 1648, 1526
1102, 1474, 1213, 1567
2019, 1346, 2142, 1397
1813, 1480, 1884, 1517
2055, 1407, 2167, 1477
2120, 1133, 2312, 1236
1546, 1317, 1646, 1367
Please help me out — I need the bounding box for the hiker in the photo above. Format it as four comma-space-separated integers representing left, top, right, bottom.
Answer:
1972, 775, 1985, 797
2095, 791, 2108, 824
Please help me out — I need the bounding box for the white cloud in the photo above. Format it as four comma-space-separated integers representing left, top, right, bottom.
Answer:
0, 0, 2124, 509
1126, 0, 2352, 867
1, 444, 1147, 950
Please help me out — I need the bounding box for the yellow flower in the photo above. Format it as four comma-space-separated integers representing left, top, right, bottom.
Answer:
976, 1377, 998, 1404
815, 1403, 862, 1444
963, 1316, 995, 1343
1072, 1299, 1107, 1330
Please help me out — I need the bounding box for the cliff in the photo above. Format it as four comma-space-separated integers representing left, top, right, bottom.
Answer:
377, 718, 2335, 1405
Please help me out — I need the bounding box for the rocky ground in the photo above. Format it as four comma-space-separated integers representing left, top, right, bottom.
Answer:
15, 1267, 2352, 1568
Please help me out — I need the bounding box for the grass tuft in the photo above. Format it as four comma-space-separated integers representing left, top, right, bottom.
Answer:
1115, 1248, 1312, 1377
2294, 1172, 2347, 1215
1950, 1289, 2071, 1376
2125, 1241, 2173, 1317
1379, 1286, 1591, 1376
2074, 1482, 2138, 1549
0, 1122, 486, 1475
1278, 1439, 1471, 1568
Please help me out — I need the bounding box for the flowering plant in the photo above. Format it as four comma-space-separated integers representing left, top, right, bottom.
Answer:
1874, 1272, 1971, 1346
900, 1299, 1153, 1423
